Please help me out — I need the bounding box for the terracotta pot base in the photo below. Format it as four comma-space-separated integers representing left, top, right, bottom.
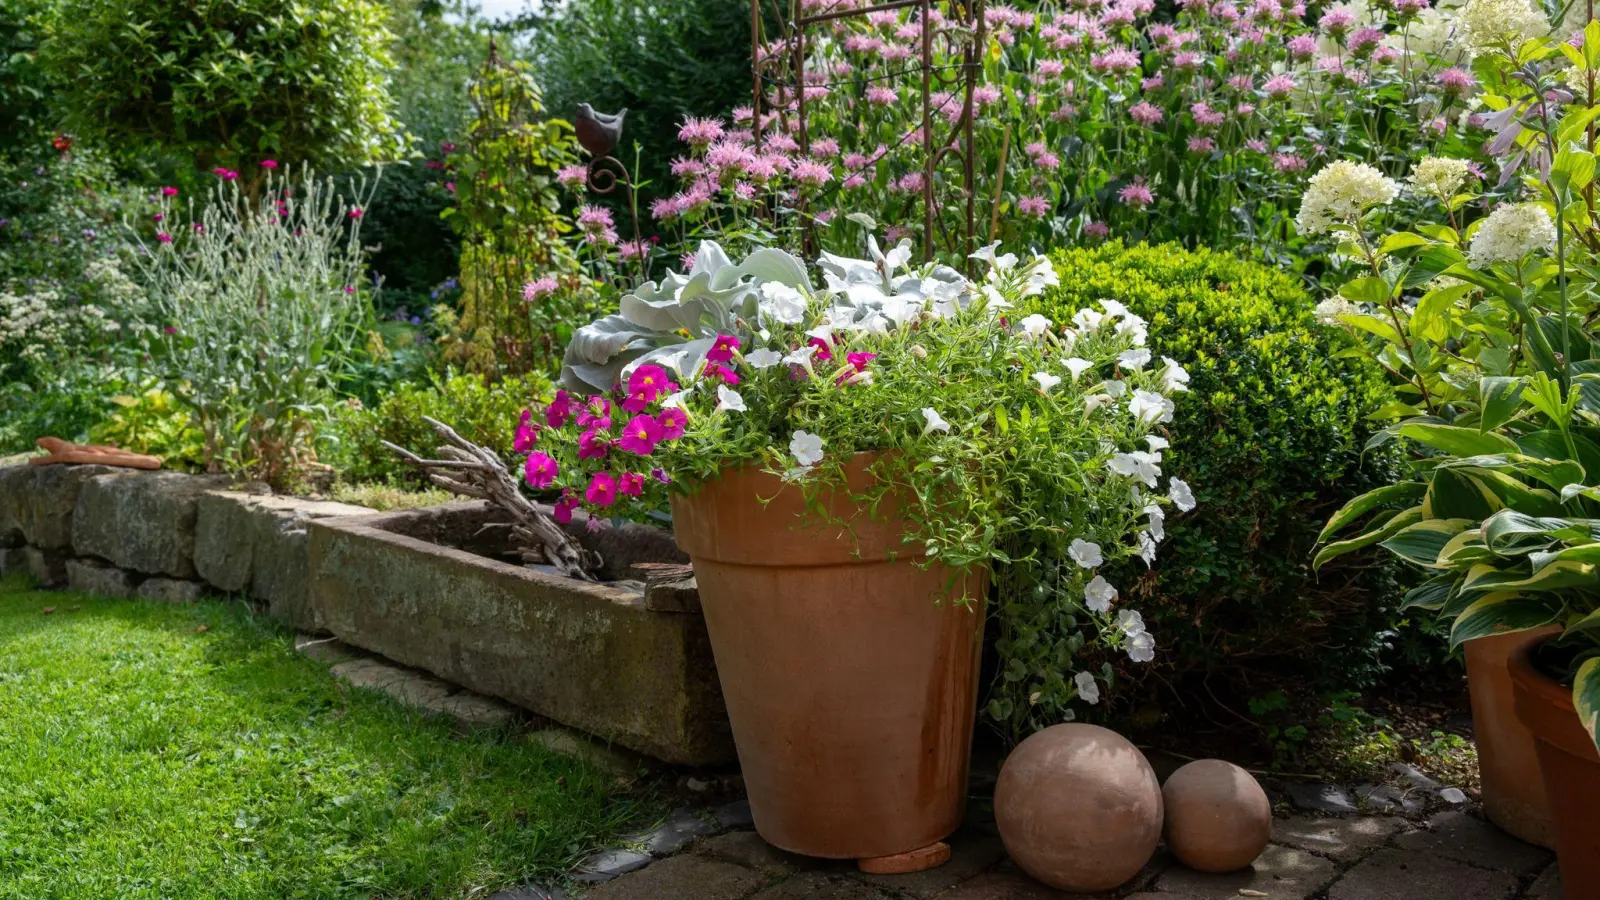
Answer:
1466, 628, 1558, 849
857, 842, 952, 874
1509, 641, 1600, 898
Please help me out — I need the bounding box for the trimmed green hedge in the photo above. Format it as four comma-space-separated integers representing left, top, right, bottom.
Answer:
1030, 241, 1404, 689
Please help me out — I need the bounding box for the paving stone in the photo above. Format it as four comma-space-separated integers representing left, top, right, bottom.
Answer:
750, 871, 899, 899
693, 830, 807, 878
293, 634, 362, 664
1155, 843, 1336, 899
583, 853, 768, 899
1388, 762, 1441, 791
1354, 784, 1424, 815
1273, 814, 1405, 861
135, 577, 208, 603
626, 807, 717, 856
434, 692, 519, 730
1327, 848, 1518, 900
1393, 811, 1552, 875
988, 847, 1173, 897
642, 576, 701, 614
1525, 863, 1563, 900
22, 546, 67, 586
525, 727, 645, 775
572, 848, 652, 883
714, 798, 753, 830
853, 832, 1007, 898
65, 558, 138, 598
331, 658, 451, 705
1287, 782, 1359, 814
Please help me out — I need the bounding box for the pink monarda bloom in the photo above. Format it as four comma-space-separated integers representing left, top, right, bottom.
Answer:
1052, 104, 1080, 121
1272, 153, 1307, 172
1129, 101, 1163, 126
557, 164, 588, 188
1172, 51, 1202, 70
1091, 47, 1141, 73
1190, 102, 1225, 128
1263, 74, 1296, 98
1141, 75, 1165, 91
586, 472, 620, 507
576, 204, 614, 234
670, 157, 707, 179
1319, 7, 1355, 34
1085, 221, 1111, 239
1037, 60, 1066, 79
731, 105, 754, 124
1348, 26, 1384, 57
792, 159, 832, 186
524, 451, 558, 490
618, 240, 651, 261
1286, 34, 1317, 58
866, 85, 897, 106
1394, 0, 1429, 13
1235, 102, 1256, 117
706, 141, 754, 176
523, 277, 558, 302
650, 195, 684, 222
1118, 179, 1154, 208
974, 85, 1002, 106
1187, 136, 1216, 153
1425, 116, 1449, 137
679, 116, 725, 148
1033, 150, 1062, 170
1228, 74, 1253, 91
894, 171, 926, 193
1246, 138, 1269, 152
1017, 195, 1051, 217
842, 174, 868, 190
811, 138, 840, 157
1436, 67, 1476, 96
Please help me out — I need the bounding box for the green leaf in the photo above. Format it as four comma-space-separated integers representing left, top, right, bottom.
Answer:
1412, 284, 1471, 343
1573, 657, 1600, 752
1479, 377, 1526, 432
1482, 509, 1595, 553
1401, 575, 1457, 611
1318, 481, 1427, 542
1399, 422, 1521, 457
1314, 506, 1424, 569
1381, 519, 1474, 567
1402, 244, 1468, 288
1449, 594, 1560, 647
1339, 313, 1401, 343
1378, 232, 1431, 255
1341, 277, 1393, 305
1424, 468, 1502, 520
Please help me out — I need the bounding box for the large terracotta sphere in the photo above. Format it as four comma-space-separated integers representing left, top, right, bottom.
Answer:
1162, 759, 1272, 872
994, 723, 1164, 892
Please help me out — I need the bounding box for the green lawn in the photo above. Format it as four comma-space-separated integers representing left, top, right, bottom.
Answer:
0, 576, 655, 899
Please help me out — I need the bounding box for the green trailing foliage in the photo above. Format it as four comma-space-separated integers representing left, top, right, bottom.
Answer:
1030, 241, 1408, 692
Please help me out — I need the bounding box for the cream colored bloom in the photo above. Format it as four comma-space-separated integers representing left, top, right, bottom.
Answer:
1409, 156, 1473, 200
1458, 0, 1549, 55
1468, 202, 1556, 267
1296, 161, 1401, 235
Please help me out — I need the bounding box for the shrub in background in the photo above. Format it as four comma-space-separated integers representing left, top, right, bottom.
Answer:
322, 369, 553, 485
1029, 241, 1405, 695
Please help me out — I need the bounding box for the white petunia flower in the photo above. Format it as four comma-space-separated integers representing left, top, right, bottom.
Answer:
1074, 670, 1101, 704
1137, 531, 1158, 567
783, 345, 818, 374
1084, 393, 1115, 413
1144, 435, 1170, 451
716, 385, 746, 412
1019, 313, 1053, 338
1129, 390, 1174, 425
1103, 380, 1127, 398
1168, 477, 1197, 512
1100, 299, 1131, 319
970, 240, 1019, 272
1468, 202, 1557, 267
1024, 256, 1060, 295
1033, 372, 1062, 394
1118, 609, 1146, 635
805, 322, 835, 343
1117, 314, 1149, 347
1108, 451, 1163, 487
1160, 357, 1190, 393
746, 348, 783, 369
1144, 504, 1166, 542
921, 407, 951, 435
1084, 575, 1117, 612
1296, 160, 1401, 235
759, 282, 808, 324
1117, 348, 1152, 370
661, 389, 691, 410
1127, 630, 1156, 663
1068, 538, 1104, 568
1073, 307, 1106, 331
982, 283, 1014, 310
1064, 357, 1094, 381
790, 430, 825, 467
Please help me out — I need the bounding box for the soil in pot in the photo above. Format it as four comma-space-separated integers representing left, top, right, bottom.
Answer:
1510, 638, 1600, 899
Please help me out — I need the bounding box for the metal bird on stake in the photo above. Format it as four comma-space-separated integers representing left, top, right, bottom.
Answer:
574, 103, 646, 284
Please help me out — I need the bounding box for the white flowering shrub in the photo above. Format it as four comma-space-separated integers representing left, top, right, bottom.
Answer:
0, 258, 146, 386
523, 238, 1193, 736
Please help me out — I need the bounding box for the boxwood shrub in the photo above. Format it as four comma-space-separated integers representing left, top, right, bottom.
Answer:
1029, 241, 1405, 692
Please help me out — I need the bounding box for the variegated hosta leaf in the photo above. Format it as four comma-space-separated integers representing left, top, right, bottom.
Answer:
1449, 593, 1561, 647
1444, 454, 1583, 492
1482, 509, 1600, 555
1401, 575, 1457, 611
1399, 421, 1521, 457
1381, 519, 1474, 568
1319, 481, 1427, 543
1461, 558, 1598, 593
1573, 657, 1600, 752
1313, 505, 1424, 570
1424, 468, 1501, 521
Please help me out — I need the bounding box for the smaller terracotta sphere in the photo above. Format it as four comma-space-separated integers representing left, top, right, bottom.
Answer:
1162, 759, 1273, 873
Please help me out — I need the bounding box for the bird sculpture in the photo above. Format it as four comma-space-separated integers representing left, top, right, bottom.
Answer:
575, 103, 627, 157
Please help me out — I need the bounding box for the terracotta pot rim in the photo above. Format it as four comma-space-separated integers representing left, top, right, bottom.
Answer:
1507, 636, 1577, 710
1509, 635, 1599, 765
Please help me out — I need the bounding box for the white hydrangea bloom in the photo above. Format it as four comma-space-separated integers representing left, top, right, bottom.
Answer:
1084, 575, 1117, 612
1074, 670, 1101, 704
1468, 202, 1557, 267
1068, 538, 1104, 568
1409, 157, 1473, 200
1458, 0, 1549, 54
1296, 161, 1401, 235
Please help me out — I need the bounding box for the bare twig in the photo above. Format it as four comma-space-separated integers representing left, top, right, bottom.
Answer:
382, 417, 600, 580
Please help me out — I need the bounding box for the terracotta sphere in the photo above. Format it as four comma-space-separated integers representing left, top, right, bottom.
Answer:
994, 723, 1164, 892
1162, 759, 1272, 873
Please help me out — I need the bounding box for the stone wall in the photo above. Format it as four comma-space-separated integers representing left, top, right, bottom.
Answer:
0, 464, 732, 766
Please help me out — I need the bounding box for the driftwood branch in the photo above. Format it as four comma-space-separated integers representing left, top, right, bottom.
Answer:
382, 416, 600, 581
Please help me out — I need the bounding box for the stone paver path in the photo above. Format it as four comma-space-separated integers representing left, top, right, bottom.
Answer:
511, 806, 1562, 900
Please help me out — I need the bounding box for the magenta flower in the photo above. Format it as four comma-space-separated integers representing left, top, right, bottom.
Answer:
260, 160, 278, 169
160, 186, 179, 197
576, 204, 615, 234
866, 85, 898, 105
1085, 221, 1111, 239
156, 233, 173, 243
1437, 67, 1476, 96
349, 208, 364, 220
546, 390, 574, 428
703, 362, 741, 386
1118, 179, 1155, 209
579, 396, 612, 429
1018, 195, 1050, 217
845, 351, 877, 371
212, 167, 238, 180
706, 335, 741, 364
1263, 74, 1296, 98
523, 277, 558, 302
678, 116, 725, 148
618, 414, 664, 456
619, 471, 646, 497
808, 337, 835, 363
586, 472, 619, 507
625, 364, 672, 411
657, 407, 688, 440
524, 452, 558, 489
651, 468, 672, 484
1128, 102, 1163, 126
553, 495, 577, 523
579, 429, 611, 460
514, 409, 539, 453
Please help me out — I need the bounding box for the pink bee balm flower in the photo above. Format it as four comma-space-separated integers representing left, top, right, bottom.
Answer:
619, 471, 646, 497
657, 407, 688, 440
523, 277, 558, 302
1272, 153, 1307, 172
791, 159, 832, 186
160, 186, 179, 197
260, 160, 278, 169
1129, 101, 1163, 126
513, 409, 538, 452
619, 414, 665, 456
586, 472, 619, 507
1085, 221, 1111, 239
557, 164, 588, 188
1436, 67, 1476, 96
524, 452, 558, 489
1018, 195, 1051, 216
1347, 26, 1384, 57
579, 429, 611, 460
1263, 74, 1296, 97
576, 204, 615, 234
546, 390, 574, 428
866, 85, 898, 105
1286, 34, 1317, 58
1141, 75, 1165, 91
678, 116, 725, 147
1118, 179, 1154, 208
1319, 7, 1355, 34
1187, 136, 1216, 153
707, 335, 742, 364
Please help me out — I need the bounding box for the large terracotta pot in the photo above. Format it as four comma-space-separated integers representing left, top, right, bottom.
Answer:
671, 456, 986, 861
1466, 628, 1558, 848
1509, 639, 1600, 899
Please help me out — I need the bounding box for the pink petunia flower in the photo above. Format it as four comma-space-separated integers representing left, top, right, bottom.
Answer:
513, 409, 538, 452
706, 335, 741, 364
553, 495, 578, 524
618, 414, 664, 456
524, 451, 558, 489
579, 429, 611, 460
619, 471, 646, 497
657, 407, 688, 440
586, 472, 619, 507
546, 389, 574, 428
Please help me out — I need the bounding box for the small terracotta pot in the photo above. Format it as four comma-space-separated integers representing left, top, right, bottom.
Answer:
672, 455, 986, 860
1509, 639, 1600, 899
1466, 628, 1558, 848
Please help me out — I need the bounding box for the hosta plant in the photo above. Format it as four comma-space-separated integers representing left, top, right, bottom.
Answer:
523, 237, 1197, 739
1315, 19, 1600, 751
